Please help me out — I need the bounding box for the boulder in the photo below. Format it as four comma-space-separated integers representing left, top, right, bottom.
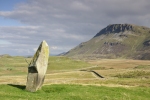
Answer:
26, 40, 49, 92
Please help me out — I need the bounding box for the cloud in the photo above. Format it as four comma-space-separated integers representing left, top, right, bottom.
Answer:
0, 0, 150, 55
33, 48, 37, 52
51, 46, 58, 50
70, 1, 91, 11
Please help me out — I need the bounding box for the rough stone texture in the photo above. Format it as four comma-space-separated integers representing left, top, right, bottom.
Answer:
26, 40, 49, 92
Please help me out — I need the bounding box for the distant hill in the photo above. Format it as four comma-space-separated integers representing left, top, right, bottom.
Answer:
0, 54, 12, 58
64, 24, 150, 60
57, 52, 67, 56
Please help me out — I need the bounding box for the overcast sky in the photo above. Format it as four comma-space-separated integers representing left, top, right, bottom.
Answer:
0, 0, 150, 56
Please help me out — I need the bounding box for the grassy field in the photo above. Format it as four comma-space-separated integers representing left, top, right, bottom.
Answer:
0, 56, 91, 75
0, 55, 150, 99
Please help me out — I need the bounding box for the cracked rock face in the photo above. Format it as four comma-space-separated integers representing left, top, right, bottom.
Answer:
26, 40, 49, 92
143, 40, 150, 46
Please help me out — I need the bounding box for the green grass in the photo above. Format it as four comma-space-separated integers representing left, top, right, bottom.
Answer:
0, 84, 149, 100
0, 57, 28, 76
47, 56, 91, 72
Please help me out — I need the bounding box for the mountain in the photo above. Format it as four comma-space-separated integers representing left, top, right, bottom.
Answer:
64, 24, 150, 60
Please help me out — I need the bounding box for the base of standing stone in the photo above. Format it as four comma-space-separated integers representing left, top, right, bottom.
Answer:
26, 73, 38, 92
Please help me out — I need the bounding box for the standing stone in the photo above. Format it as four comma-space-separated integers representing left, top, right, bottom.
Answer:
26, 40, 49, 92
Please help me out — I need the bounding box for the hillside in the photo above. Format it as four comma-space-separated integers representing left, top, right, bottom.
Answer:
64, 24, 150, 60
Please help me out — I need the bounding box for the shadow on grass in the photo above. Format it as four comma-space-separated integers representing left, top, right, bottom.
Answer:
7, 84, 26, 90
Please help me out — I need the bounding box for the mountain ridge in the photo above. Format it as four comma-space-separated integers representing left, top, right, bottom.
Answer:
94, 24, 150, 37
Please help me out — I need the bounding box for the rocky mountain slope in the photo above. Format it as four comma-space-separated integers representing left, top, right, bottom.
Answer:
64, 24, 150, 60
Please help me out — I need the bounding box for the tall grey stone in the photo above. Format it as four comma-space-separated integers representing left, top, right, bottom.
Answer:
26, 40, 49, 92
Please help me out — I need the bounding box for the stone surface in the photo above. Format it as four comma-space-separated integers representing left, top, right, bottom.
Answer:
26, 40, 49, 92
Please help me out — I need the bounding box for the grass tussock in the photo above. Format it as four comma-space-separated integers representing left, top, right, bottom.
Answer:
114, 70, 150, 78
134, 65, 150, 69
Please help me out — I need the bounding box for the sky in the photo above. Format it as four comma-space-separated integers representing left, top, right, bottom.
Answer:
0, 0, 150, 56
